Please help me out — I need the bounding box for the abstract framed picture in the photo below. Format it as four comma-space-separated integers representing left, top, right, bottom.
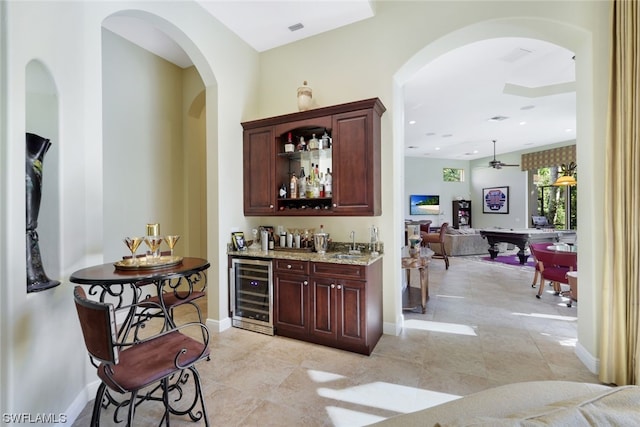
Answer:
482, 186, 509, 214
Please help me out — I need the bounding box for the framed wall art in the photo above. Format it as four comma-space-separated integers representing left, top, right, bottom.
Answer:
231, 231, 247, 251
482, 186, 509, 214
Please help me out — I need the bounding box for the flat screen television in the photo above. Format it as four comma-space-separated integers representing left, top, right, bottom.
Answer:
410, 194, 440, 215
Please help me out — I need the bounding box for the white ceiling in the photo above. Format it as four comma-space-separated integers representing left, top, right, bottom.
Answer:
102, 1, 576, 162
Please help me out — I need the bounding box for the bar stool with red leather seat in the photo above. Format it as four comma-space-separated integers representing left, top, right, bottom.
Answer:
73, 286, 210, 426
533, 249, 577, 299
528, 242, 551, 289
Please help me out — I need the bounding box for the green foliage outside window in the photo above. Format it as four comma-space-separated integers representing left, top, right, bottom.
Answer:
443, 168, 464, 182
535, 167, 577, 229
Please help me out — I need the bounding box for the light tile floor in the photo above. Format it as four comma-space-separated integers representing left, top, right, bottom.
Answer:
73, 255, 599, 426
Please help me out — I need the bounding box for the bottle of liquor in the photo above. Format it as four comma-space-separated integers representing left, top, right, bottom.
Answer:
325, 168, 332, 196
321, 129, 332, 149
279, 183, 287, 198
298, 167, 306, 199
297, 136, 306, 152
308, 133, 319, 150
290, 172, 298, 199
319, 173, 325, 198
284, 132, 295, 153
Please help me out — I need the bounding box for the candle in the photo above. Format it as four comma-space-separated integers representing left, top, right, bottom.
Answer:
146, 223, 159, 236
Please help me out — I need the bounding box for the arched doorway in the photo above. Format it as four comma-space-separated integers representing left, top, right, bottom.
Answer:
393, 17, 598, 372
100, 13, 211, 262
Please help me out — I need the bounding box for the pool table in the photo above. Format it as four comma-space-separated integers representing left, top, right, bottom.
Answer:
479, 229, 575, 264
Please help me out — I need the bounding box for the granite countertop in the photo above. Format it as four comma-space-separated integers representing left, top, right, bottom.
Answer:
227, 247, 383, 266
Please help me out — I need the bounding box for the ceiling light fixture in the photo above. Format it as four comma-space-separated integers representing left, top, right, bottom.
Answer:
553, 162, 577, 186
487, 115, 509, 122
409, 120, 416, 125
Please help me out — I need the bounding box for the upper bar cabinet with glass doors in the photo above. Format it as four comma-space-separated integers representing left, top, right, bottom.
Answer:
241, 98, 385, 216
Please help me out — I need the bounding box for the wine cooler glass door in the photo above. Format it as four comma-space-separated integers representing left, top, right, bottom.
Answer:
231, 258, 274, 335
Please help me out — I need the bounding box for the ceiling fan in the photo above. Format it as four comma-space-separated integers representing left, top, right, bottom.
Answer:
488, 139, 520, 169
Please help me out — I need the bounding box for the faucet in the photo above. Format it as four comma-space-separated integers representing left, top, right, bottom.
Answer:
349, 231, 360, 254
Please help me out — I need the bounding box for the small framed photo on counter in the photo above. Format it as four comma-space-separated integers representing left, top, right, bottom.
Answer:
231, 232, 247, 251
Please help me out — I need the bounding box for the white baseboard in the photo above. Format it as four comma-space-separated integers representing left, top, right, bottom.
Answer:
63, 380, 100, 426
207, 316, 232, 333
576, 341, 599, 375
383, 314, 404, 336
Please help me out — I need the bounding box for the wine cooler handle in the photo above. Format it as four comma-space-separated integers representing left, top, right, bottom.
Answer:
229, 267, 236, 312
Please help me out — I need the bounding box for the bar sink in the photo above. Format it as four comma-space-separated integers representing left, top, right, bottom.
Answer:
331, 254, 365, 260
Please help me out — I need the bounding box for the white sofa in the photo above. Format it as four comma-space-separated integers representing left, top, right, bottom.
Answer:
371, 381, 640, 426
428, 228, 490, 256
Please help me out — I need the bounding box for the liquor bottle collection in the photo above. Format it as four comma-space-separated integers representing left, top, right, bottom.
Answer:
281, 130, 332, 201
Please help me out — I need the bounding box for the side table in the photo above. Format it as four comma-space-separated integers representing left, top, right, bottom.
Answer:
402, 248, 433, 313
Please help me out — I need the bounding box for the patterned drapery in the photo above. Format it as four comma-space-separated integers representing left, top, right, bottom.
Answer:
520, 145, 576, 171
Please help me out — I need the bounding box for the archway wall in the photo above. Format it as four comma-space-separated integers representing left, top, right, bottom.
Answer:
1, 0, 259, 418
256, 0, 609, 368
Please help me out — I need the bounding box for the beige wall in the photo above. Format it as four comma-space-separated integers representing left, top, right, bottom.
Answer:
1, 0, 259, 419
0, 0, 610, 421
256, 0, 609, 371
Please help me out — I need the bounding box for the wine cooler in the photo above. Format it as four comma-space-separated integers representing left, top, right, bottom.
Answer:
230, 258, 274, 335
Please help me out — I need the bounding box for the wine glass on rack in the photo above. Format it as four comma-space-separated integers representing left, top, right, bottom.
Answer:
164, 235, 181, 257
124, 237, 144, 265
144, 235, 164, 263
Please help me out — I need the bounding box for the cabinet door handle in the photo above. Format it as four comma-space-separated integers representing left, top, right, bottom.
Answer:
331, 284, 335, 288
333, 203, 337, 207
303, 281, 308, 286
337, 285, 342, 290
287, 264, 292, 269
269, 204, 274, 209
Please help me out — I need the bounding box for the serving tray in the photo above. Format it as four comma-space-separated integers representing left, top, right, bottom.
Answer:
114, 255, 183, 271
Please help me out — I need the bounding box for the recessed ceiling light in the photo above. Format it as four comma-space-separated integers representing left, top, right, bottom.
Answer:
565, 128, 573, 132
487, 116, 509, 122
519, 121, 527, 125
425, 132, 436, 136
442, 134, 453, 138
288, 23, 304, 32
473, 150, 479, 154
409, 120, 416, 125
435, 147, 441, 151
408, 145, 418, 149
521, 105, 535, 110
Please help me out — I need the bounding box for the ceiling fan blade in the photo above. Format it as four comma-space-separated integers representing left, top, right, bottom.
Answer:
488, 140, 519, 169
